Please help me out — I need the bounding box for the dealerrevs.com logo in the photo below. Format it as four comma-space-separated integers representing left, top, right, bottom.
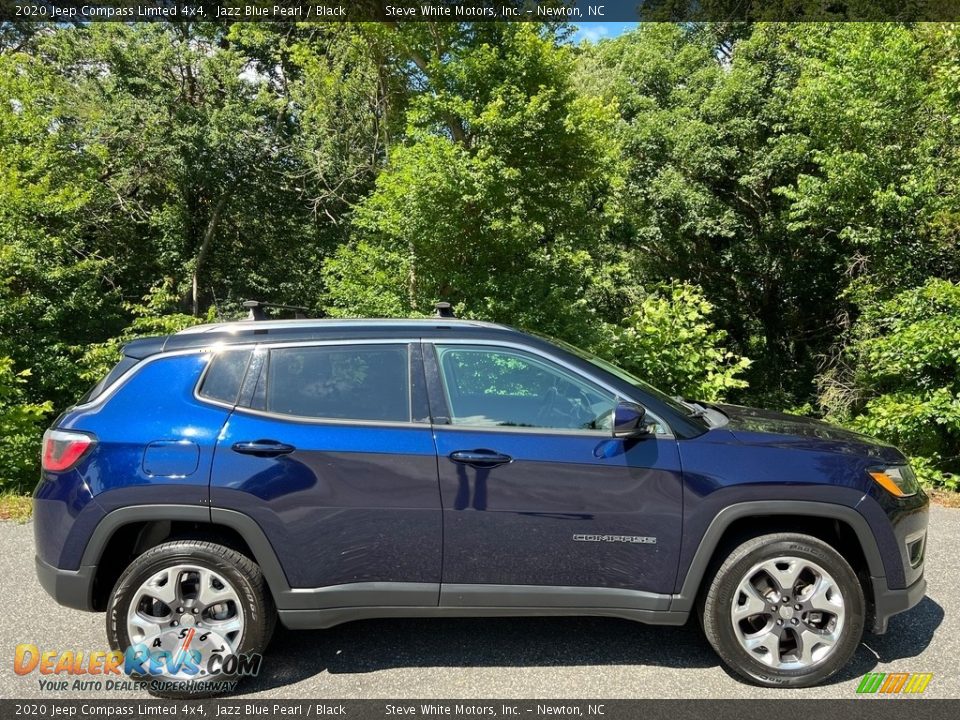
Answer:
14, 628, 261, 694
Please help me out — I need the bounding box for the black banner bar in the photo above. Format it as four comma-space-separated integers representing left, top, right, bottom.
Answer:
1, 700, 960, 720
4, 0, 960, 23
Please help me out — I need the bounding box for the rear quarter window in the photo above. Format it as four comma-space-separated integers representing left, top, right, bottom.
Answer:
197, 350, 253, 405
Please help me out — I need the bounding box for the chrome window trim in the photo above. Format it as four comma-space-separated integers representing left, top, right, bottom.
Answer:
424, 338, 674, 439
432, 423, 611, 438
210, 338, 420, 351
228, 406, 426, 430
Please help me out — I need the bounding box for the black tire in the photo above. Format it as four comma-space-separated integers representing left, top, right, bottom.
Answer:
106, 540, 276, 698
701, 533, 864, 688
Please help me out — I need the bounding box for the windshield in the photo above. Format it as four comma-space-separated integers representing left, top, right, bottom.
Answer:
535, 334, 701, 420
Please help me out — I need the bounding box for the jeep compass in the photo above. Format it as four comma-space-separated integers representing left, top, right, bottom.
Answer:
34, 315, 928, 694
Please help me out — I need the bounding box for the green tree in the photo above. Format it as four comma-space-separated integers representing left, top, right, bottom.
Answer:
783, 24, 959, 293
0, 48, 123, 409
3, 20, 960, 495
79, 281, 207, 386
47, 23, 321, 315
324, 23, 621, 341
820, 279, 960, 490
582, 23, 960, 412
0, 357, 51, 493
594, 283, 750, 401
581, 25, 820, 406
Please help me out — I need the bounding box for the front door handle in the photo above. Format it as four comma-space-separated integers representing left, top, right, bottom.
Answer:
449, 449, 513, 468
232, 440, 296, 458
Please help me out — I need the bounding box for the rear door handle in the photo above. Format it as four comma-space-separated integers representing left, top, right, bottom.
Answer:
449, 449, 513, 468
232, 440, 296, 458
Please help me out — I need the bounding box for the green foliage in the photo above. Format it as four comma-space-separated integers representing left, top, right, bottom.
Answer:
580, 24, 960, 412
0, 493, 34, 523
0, 358, 52, 493
80, 282, 209, 385
821, 279, 960, 490
581, 24, 811, 404
593, 283, 751, 401
0, 49, 124, 409
3, 21, 960, 495
325, 24, 621, 340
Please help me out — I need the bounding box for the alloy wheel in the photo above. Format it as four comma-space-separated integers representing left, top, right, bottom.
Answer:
126, 564, 245, 652
730, 556, 845, 670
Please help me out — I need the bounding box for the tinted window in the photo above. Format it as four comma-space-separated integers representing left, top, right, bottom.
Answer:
532, 332, 696, 422
198, 350, 253, 405
266, 345, 410, 422
435, 346, 614, 431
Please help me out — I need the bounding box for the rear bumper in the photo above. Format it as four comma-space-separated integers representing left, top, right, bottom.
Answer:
35, 555, 96, 612
870, 573, 926, 634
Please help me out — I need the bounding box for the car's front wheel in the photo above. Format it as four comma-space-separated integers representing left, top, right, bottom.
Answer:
106, 540, 275, 698
701, 533, 864, 687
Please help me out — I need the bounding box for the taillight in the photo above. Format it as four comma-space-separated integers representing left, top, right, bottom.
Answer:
41, 429, 96, 472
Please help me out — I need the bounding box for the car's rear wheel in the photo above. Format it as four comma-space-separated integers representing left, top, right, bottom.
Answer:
701, 533, 864, 687
106, 540, 275, 698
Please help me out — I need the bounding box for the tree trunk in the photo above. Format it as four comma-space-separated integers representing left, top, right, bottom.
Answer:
407, 240, 418, 311
191, 193, 229, 316
382, 22, 469, 146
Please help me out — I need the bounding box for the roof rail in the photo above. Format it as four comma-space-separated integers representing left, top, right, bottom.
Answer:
242, 300, 310, 321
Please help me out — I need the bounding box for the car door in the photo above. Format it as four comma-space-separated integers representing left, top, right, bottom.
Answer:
426, 342, 684, 606
208, 341, 441, 604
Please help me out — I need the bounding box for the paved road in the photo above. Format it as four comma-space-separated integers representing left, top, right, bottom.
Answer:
1, 506, 956, 699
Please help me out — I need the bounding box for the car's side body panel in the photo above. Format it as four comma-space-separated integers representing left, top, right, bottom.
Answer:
675, 427, 914, 590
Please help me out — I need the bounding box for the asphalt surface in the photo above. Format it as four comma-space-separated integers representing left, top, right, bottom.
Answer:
1, 505, 956, 700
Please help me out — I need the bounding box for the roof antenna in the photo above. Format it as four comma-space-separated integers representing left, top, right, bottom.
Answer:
434, 302, 454, 319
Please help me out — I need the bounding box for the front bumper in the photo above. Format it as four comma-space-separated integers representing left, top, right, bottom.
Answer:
35, 554, 96, 611
870, 573, 926, 634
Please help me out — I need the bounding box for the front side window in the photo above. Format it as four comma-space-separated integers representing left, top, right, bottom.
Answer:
266, 344, 410, 422
435, 345, 615, 431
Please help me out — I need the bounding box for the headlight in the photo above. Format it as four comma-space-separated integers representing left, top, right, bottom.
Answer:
868, 465, 920, 498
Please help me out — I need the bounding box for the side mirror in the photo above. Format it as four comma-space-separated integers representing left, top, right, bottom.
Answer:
613, 401, 649, 439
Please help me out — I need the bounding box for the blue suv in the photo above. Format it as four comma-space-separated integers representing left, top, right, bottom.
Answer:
34, 315, 928, 693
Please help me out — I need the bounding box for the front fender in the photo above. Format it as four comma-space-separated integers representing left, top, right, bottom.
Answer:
670, 499, 886, 612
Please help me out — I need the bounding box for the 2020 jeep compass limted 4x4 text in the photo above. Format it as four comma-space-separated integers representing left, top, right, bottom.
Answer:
34, 315, 928, 694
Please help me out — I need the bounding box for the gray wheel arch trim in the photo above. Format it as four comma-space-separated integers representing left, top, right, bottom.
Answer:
80, 504, 210, 568
670, 500, 885, 613
79, 504, 296, 605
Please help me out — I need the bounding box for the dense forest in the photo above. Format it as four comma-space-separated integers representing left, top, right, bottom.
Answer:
2, 22, 959, 494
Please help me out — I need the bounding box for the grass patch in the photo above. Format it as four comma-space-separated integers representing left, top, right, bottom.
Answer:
928, 489, 960, 509
0, 494, 33, 522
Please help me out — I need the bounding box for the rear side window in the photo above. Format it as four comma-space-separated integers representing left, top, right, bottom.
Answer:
265, 344, 410, 422
198, 350, 253, 405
